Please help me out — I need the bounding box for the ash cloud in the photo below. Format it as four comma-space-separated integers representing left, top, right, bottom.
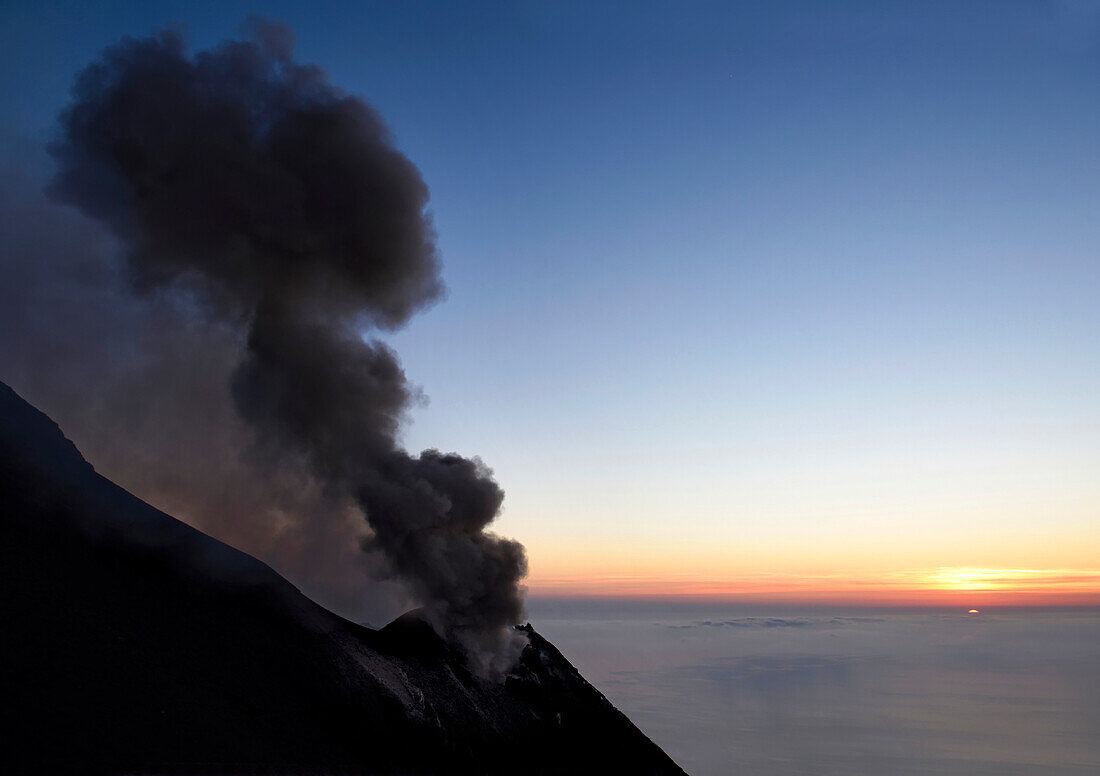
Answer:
41, 20, 526, 660
0, 167, 406, 625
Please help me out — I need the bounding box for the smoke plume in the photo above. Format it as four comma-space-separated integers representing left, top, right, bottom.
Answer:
45, 20, 526, 660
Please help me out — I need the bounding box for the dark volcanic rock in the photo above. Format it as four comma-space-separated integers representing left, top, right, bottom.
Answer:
0, 381, 686, 775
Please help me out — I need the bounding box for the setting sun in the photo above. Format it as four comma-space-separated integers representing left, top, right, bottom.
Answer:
525, 565, 1100, 606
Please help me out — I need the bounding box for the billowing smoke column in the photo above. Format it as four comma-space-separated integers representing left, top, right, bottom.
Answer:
48, 20, 526, 659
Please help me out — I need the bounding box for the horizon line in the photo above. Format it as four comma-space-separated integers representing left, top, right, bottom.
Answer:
522, 567, 1100, 607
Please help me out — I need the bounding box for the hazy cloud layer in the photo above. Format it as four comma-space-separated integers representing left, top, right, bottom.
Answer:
529, 604, 1100, 776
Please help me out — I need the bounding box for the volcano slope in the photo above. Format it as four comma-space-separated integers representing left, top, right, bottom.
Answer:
0, 381, 685, 775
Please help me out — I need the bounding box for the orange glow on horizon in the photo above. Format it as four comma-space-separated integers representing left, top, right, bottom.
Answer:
525, 567, 1100, 606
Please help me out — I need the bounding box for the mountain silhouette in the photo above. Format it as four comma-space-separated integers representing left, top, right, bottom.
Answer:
0, 380, 685, 775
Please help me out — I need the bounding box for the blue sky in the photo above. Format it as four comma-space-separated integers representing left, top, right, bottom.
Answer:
2, 1, 1098, 592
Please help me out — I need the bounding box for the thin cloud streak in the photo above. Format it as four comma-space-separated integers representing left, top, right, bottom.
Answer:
527, 567, 1100, 604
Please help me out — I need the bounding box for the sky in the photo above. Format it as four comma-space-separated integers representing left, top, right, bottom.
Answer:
1, 0, 1098, 606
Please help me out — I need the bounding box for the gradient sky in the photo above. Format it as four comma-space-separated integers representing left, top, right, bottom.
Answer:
2, 1, 1098, 603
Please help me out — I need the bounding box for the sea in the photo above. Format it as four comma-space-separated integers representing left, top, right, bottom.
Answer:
525, 600, 1100, 776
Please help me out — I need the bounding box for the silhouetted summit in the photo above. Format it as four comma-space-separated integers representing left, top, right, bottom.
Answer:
0, 381, 685, 775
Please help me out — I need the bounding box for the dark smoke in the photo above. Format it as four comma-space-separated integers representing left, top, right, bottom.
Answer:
0, 167, 406, 625
46, 20, 526, 662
